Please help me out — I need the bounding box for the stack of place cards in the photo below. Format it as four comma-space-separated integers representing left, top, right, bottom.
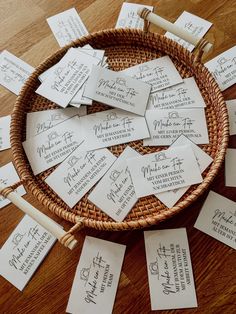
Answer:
0, 115, 11, 151
225, 149, 236, 187
226, 99, 236, 135
66, 236, 126, 314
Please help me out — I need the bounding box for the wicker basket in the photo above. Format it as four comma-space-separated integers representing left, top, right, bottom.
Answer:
10, 28, 229, 232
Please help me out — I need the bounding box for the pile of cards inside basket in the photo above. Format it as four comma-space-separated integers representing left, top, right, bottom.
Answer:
23, 44, 213, 222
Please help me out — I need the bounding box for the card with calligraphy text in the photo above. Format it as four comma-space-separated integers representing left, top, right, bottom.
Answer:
121, 56, 183, 93
66, 236, 126, 314
225, 148, 236, 187
79, 109, 150, 152
88, 146, 139, 222
26, 107, 86, 139
147, 77, 206, 110
36, 48, 100, 108
0, 50, 34, 95
127, 145, 202, 198
0, 215, 57, 290
156, 134, 213, 208
205, 45, 236, 91
144, 228, 197, 310
194, 191, 236, 250
115, 2, 153, 29
226, 99, 236, 135
23, 116, 84, 175
0, 162, 26, 209
47, 8, 89, 47
144, 108, 209, 146
45, 148, 116, 208
0, 115, 11, 151
84, 65, 151, 116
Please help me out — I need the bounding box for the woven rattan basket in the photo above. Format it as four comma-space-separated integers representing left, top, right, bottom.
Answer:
10, 25, 229, 233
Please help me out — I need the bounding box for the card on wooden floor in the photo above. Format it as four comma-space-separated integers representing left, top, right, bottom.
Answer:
23, 116, 84, 175
46, 8, 88, 47
84, 65, 151, 116
156, 134, 213, 208
194, 191, 236, 250
225, 148, 236, 187
127, 145, 203, 198
147, 77, 206, 110
121, 56, 183, 93
0, 215, 57, 290
88, 146, 139, 222
45, 148, 116, 208
79, 109, 150, 151
144, 108, 209, 146
165, 11, 212, 52
115, 2, 153, 29
205, 45, 236, 91
0, 115, 11, 151
0, 50, 34, 95
226, 100, 236, 135
144, 228, 197, 310
66, 236, 126, 314
0, 162, 26, 209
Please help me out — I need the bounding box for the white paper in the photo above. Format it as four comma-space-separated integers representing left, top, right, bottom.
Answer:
0, 50, 34, 95
147, 77, 206, 110
0, 115, 11, 151
194, 191, 236, 250
156, 134, 213, 208
127, 145, 203, 198
205, 46, 236, 91
121, 56, 183, 93
84, 65, 151, 116
47, 8, 89, 47
144, 228, 197, 310
115, 2, 153, 30
23, 116, 85, 175
26, 107, 86, 139
225, 148, 236, 187
45, 148, 116, 208
88, 146, 139, 222
144, 108, 209, 146
0, 162, 26, 209
66, 236, 126, 314
226, 99, 236, 135
0, 215, 57, 290
165, 11, 212, 52
79, 109, 150, 151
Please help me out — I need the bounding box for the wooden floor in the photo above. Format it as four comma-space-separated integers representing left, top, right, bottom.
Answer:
0, 0, 236, 313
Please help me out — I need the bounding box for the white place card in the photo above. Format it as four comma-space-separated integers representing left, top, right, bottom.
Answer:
84, 65, 151, 116
121, 56, 183, 93
66, 236, 126, 314
156, 134, 213, 208
205, 45, 236, 91
0, 162, 26, 209
0, 50, 34, 95
45, 148, 116, 208
127, 145, 203, 198
194, 191, 236, 250
147, 77, 206, 110
115, 2, 153, 30
36, 48, 100, 108
79, 109, 150, 151
165, 11, 212, 52
88, 146, 139, 222
226, 99, 236, 135
47, 8, 89, 47
144, 228, 197, 310
0, 115, 11, 151
144, 108, 209, 146
26, 107, 86, 139
23, 116, 84, 175
225, 148, 236, 187
0, 215, 57, 290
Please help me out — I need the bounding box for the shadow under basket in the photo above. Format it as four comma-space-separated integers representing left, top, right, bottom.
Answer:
10, 29, 229, 232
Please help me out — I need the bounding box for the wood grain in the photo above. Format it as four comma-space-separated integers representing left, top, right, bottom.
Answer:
0, 1, 235, 313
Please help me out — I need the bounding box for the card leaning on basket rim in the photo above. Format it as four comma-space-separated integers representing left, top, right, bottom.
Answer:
2, 8, 229, 249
